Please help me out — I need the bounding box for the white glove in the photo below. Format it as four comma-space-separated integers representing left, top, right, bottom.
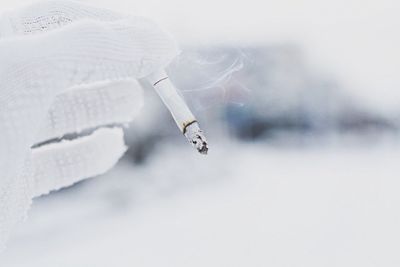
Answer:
0, 0, 179, 250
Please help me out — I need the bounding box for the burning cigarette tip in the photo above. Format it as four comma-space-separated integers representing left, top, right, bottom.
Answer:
184, 121, 209, 155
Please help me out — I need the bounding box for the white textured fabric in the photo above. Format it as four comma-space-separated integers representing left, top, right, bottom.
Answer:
37, 79, 144, 143
32, 127, 127, 198
0, 0, 179, 250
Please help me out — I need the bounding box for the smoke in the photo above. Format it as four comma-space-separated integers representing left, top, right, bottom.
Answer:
167, 47, 251, 111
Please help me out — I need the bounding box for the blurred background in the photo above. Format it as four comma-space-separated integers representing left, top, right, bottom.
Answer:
2, 0, 400, 266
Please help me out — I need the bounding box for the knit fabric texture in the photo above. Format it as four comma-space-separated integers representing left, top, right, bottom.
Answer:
0, 0, 179, 250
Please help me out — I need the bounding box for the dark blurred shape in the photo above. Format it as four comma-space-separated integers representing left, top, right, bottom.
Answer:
123, 45, 399, 162
172, 46, 397, 138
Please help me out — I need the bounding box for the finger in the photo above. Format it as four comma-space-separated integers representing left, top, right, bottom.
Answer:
29, 127, 126, 198
35, 79, 143, 144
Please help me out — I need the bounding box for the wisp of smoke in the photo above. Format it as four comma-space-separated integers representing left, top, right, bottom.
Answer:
167, 47, 251, 111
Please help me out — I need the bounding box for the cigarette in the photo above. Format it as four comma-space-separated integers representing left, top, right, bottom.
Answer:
147, 69, 209, 155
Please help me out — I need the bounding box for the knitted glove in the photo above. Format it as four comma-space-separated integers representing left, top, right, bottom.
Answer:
0, 0, 179, 250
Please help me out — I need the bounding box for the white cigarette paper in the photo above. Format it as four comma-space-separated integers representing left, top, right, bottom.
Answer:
147, 69, 209, 154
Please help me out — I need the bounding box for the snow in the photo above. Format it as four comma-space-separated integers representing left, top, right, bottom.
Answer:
2, 141, 400, 266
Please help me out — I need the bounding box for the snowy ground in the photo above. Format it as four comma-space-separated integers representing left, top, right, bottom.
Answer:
2, 140, 400, 267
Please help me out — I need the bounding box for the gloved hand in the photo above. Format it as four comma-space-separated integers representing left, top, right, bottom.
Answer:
0, 0, 179, 249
